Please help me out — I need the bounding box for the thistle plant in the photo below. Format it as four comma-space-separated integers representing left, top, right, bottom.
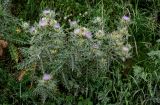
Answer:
33, 73, 56, 104
18, 9, 65, 103
109, 15, 132, 61
1, 0, 160, 104
18, 8, 133, 104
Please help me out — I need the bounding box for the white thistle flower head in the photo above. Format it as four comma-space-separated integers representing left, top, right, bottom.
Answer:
74, 27, 92, 39
84, 31, 92, 39
122, 15, 130, 21
74, 28, 81, 35
122, 44, 132, 53
39, 17, 48, 27
69, 20, 78, 27
80, 27, 92, 39
43, 73, 52, 81
29, 26, 37, 34
122, 46, 129, 52
42, 9, 55, 17
43, 9, 51, 15
92, 43, 99, 49
54, 22, 60, 29
64, 16, 67, 20
84, 11, 88, 15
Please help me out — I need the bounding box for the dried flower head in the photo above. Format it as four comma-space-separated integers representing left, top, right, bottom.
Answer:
0, 39, 8, 56
16, 27, 21, 33
95, 30, 105, 39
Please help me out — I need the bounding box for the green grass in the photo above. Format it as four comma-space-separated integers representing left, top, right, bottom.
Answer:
0, 0, 160, 104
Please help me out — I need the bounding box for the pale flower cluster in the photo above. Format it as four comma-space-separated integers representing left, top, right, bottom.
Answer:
110, 16, 132, 61
74, 27, 92, 39
68, 15, 132, 60
20, 10, 134, 99
22, 9, 61, 35
93, 16, 102, 24
43, 73, 52, 81
95, 30, 105, 39
21, 9, 65, 83
22, 10, 133, 82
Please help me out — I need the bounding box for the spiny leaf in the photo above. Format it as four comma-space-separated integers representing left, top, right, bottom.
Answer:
8, 43, 19, 63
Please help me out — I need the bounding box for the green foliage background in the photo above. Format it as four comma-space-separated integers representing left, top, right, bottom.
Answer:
0, 0, 160, 105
